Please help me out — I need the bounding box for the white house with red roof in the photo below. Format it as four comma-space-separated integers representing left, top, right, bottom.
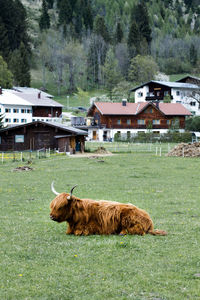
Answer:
130, 76, 200, 116
0, 87, 63, 127
86, 100, 191, 141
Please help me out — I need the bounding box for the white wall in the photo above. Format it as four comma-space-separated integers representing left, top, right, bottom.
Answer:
171, 88, 200, 116
134, 86, 149, 103
1, 104, 32, 126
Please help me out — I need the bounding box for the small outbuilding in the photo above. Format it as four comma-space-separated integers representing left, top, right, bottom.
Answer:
0, 121, 87, 153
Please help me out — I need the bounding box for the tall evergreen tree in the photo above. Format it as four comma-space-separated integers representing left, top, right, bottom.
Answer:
115, 22, 123, 44
127, 20, 140, 58
0, 0, 31, 81
83, 1, 93, 31
0, 18, 10, 60
94, 15, 110, 43
57, 0, 73, 26
9, 43, 30, 86
190, 44, 198, 67
39, 0, 50, 31
0, 56, 13, 88
131, 1, 152, 45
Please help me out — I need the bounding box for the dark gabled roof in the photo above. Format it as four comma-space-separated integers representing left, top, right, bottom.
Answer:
0, 121, 88, 135
88, 102, 192, 117
176, 75, 200, 85
130, 80, 199, 92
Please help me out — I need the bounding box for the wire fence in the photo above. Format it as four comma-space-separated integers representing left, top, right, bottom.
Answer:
85, 141, 177, 155
0, 142, 177, 164
0, 148, 67, 164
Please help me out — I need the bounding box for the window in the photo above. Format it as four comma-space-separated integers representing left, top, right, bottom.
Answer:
27, 109, 32, 113
164, 91, 169, 96
137, 120, 145, 125
15, 135, 24, 143
21, 109, 26, 113
5, 108, 11, 113
167, 120, 171, 125
127, 119, 131, 125
190, 102, 196, 106
13, 108, 19, 113
153, 119, 160, 125
117, 119, 121, 125
138, 92, 143, 97
21, 119, 27, 123
13, 119, 19, 123
5, 118, 11, 123
127, 131, 131, 139
176, 91, 180, 96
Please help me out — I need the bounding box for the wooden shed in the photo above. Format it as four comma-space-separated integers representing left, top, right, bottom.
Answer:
0, 121, 87, 153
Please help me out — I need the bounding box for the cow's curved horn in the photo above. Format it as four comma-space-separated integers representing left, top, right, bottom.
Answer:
70, 185, 78, 197
51, 181, 59, 196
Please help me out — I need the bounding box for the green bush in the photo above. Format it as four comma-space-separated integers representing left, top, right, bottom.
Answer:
115, 131, 192, 143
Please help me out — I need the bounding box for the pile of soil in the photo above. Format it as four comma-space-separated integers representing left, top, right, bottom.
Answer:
93, 147, 111, 154
166, 142, 200, 157
13, 166, 34, 171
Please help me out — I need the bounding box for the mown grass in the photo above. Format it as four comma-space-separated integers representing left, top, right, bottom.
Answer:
0, 153, 200, 299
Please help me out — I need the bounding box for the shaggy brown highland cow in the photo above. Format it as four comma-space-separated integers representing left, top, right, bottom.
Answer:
50, 182, 167, 236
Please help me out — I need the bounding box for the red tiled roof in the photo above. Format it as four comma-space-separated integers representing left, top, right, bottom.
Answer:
94, 102, 192, 116
94, 102, 147, 115
158, 103, 192, 115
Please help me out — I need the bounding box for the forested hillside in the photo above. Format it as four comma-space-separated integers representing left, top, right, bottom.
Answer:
0, 0, 200, 96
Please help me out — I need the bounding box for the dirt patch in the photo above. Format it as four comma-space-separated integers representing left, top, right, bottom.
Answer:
13, 166, 34, 171
166, 142, 200, 157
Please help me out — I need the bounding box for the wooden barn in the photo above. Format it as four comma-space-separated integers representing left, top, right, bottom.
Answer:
0, 121, 87, 153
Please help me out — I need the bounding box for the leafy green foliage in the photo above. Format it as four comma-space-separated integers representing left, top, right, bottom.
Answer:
102, 48, 122, 99
128, 55, 159, 84
9, 43, 31, 86
185, 116, 200, 131
0, 55, 13, 88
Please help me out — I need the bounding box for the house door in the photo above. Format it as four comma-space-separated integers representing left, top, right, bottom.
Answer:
103, 131, 107, 141
30, 137, 35, 150
93, 131, 97, 140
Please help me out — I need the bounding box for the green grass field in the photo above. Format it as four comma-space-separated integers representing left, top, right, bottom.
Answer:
1, 153, 200, 299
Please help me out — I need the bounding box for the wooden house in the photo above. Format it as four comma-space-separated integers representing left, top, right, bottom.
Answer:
0, 121, 87, 153
130, 78, 200, 116
86, 101, 192, 141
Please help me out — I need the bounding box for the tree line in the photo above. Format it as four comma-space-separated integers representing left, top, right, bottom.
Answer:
0, 0, 199, 97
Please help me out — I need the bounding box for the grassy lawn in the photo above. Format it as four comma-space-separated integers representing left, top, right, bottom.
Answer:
0, 153, 200, 299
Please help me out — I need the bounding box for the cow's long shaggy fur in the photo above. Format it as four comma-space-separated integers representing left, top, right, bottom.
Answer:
50, 192, 167, 236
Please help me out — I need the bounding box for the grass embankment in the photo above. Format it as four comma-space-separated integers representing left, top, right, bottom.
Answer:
0, 153, 200, 299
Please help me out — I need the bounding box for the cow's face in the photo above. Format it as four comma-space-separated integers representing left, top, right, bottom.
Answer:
50, 193, 71, 222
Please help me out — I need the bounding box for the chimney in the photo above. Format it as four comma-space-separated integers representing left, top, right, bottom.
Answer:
155, 100, 159, 109
38, 91, 41, 99
122, 99, 127, 106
